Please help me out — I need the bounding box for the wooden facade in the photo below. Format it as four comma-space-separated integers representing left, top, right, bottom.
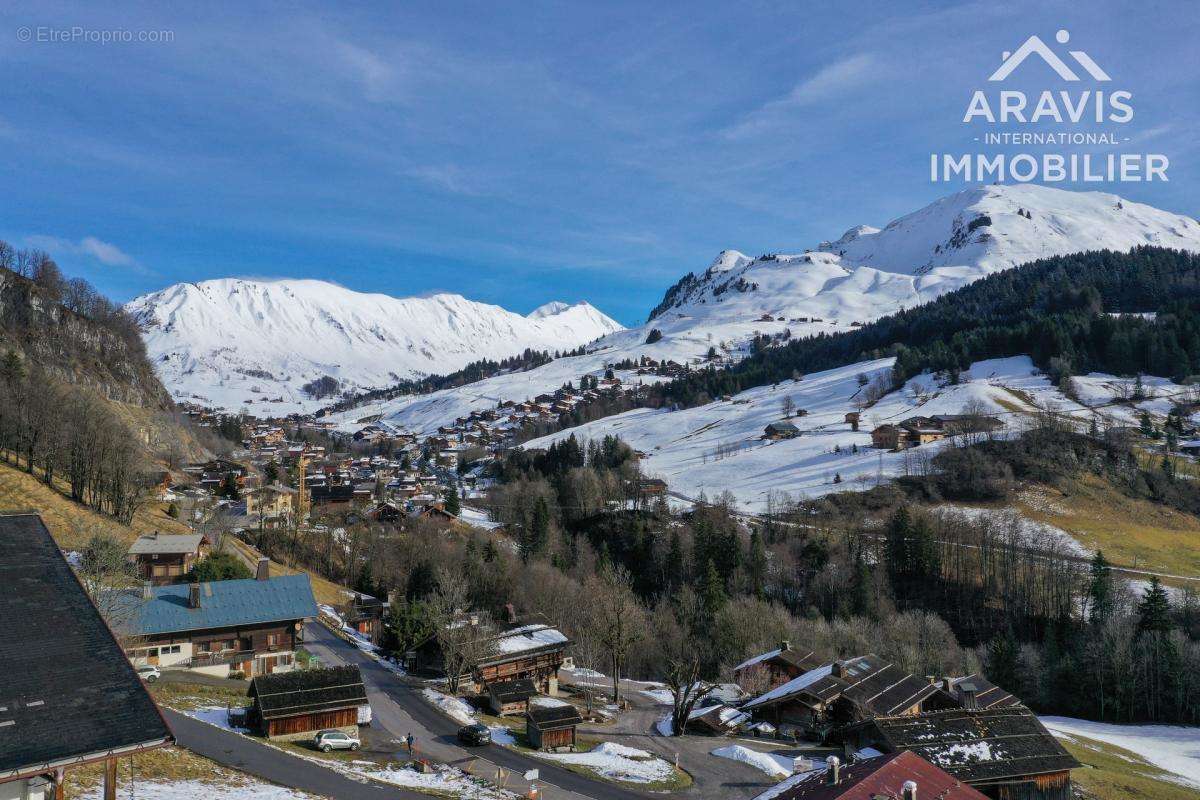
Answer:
131, 620, 299, 676
525, 702, 582, 752
475, 648, 564, 692
263, 707, 358, 739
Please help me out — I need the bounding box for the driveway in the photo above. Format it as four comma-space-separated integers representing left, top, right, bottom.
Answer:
306, 623, 778, 800
164, 708, 427, 800
303, 622, 650, 800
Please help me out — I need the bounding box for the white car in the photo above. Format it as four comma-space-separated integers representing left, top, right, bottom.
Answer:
314, 729, 360, 752
136, 665, 161, 683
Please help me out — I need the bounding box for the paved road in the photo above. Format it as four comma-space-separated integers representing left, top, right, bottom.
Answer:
165, 708, 428, 800
303, 622, 655, 800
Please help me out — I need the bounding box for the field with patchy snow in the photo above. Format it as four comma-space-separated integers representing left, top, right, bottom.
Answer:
1043, 716, 1200, 790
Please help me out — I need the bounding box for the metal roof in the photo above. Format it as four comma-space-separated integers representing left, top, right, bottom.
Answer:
128, 532, 205, 555
124, 573, 317, 636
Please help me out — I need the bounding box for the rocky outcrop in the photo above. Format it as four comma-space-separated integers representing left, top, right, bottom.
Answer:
0, 270, 173, 410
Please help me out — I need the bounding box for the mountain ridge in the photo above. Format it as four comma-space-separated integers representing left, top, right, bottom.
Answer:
126, 278, 623, 412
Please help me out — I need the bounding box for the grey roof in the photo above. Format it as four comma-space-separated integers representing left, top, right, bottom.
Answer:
0, 514, 173, 778
128, 532, 205, 555
122, 573, 318, 636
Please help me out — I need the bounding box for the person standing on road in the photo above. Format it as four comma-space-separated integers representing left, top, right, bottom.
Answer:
405, 732, 415, 756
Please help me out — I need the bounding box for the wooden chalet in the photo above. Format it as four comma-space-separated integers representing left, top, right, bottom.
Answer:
525, 697, 583, 752
733, 640, 822, 691
636, 478, 668, 499
122, 563, 318, 678
844, 411, 861, 431
742, 654, 958, 740
0, 514, 174, 800
754, 751, 988, 800
472, 623, 570, 694
128, 532, 207, 585
248, 665, 369, 740
840, 707, 1079, 800
764, 420, 801, 440
487, 678, 537, 716
342, 595, 387, 643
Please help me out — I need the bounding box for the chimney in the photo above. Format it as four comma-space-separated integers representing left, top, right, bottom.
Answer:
188, 583, 201, 609
825, 756, 841, 786
780, 639, 791, 653
505, 603, 517, 624
256, 557, 270, 581
142, 581, 153, 600
831, 660, 845, 678
941, 677, 953, 693
902, 779, 918, 800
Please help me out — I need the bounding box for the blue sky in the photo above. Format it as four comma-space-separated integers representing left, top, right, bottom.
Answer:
0, 1, 1196, 325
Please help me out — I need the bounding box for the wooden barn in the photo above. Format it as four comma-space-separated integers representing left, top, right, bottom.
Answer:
248, 665, 369, 740
488, 678, 537, 716
525, 697, 583, 752
841, 706, 1079, 800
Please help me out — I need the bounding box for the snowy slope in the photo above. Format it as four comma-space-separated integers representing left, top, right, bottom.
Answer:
649, 184, 1200, 326
126, 279, 623, 412
327, 185, 1199, 432
521, 354, 1197, 513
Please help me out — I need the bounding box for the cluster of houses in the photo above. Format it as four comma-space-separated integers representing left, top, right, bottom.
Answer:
714, 643, 1079, 800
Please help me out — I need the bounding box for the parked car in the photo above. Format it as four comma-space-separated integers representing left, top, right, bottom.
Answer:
457, 723, 491, 746
136, 665, 161, 683
314, 729, 361, 752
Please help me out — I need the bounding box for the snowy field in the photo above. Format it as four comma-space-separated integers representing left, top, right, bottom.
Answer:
522, 354, 1198, 514
1042, 716, 1200, 789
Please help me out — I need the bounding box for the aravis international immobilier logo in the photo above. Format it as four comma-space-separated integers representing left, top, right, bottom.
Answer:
932, 29, 1168, 184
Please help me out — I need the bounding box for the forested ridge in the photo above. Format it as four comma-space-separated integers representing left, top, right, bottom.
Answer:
654, 247, 1200, 407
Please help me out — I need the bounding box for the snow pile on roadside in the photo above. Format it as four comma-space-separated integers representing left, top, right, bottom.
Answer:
422, 688, 477, 726
655, 713, 675, 736
711, 744, 796, 778
362, 761, 519, 799
80, 779, 316, 800
540, 742, 675, 784
1042, 716, 1200, 788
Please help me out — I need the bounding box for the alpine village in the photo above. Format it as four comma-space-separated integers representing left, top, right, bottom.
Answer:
5, 7, 1200, 800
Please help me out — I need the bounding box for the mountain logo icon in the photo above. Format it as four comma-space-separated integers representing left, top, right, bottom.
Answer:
989, 30, 1110, 82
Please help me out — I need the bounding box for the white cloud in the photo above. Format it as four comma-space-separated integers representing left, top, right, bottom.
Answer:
24, 235, 137, 268
78, 236, 135, 266
723, 53, 877, 139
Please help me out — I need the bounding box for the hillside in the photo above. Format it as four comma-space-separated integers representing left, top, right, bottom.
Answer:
0, 268, 171, 409
127, 278, 623, 413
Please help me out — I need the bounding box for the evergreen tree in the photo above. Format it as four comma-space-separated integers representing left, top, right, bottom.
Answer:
1087, 551, 1115, 627
700, 559, 727, 618
986, 629, 1020, 692
1138, 577, 1173, 634
443, 485, 461, 516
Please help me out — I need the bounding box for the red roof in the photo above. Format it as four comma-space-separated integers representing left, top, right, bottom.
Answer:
762, 751, 988, 800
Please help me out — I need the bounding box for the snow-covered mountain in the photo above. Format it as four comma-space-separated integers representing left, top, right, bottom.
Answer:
648, 184, 1200, 327
321, 184, 1200, 434
126, 279, 623, 412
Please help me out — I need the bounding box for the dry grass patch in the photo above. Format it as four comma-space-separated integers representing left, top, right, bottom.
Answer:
0, 460, 190, 550
1018, 477, 1200, 583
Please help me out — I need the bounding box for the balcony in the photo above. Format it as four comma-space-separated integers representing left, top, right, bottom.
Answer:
189, 650, 255, 668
